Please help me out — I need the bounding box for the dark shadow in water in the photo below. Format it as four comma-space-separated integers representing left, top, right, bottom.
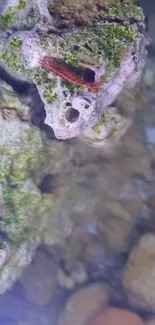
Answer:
0, 66, 61, 140
0, 66, 45, 125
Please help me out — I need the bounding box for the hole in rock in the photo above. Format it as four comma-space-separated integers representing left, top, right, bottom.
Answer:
70, 65, 95, 83
73, 45, 80, 51
39, 174, 59, 193
65, 108, 79, 123
66, 102, 71, 106
63, 91, 68, 98
83, 68, 95, 82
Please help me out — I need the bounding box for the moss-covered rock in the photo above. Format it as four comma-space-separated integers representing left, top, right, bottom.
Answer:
0, 99, 59, 251
48, 0, 144, 28
0, 113, 46, 241
81, 106, 131, 147
0, 7, 140, 88
0, 112, 62, 292
0, 0, 39, 31
0, 80, 68, 292
0, 79, 30, 120
0, 236, 40, 294
54, 22, 136, 74
0, 0, 148, 139
0, 24, 124, 76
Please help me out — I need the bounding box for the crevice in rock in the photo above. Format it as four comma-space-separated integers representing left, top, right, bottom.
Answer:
41, 124, 63, 141
0, 66, 46, 126
66, 102, 71, 106
67, 63, 96, 83
84, 43, 93, 53
0, 66, 61, 141
83, 68, 95, 83
39, 174, 59, 193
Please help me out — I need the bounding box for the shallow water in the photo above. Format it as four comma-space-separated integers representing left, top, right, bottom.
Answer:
1, 1, 155, 324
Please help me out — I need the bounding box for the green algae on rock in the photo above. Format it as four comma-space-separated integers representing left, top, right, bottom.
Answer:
0, 21, 137, 81
0, 80, 30, 120
0, 0, 25, 30
82, 106, 131, 147
0, 79, 74, 291
0, 108, 47, 291
37, 22, 137, 72
0, 0, 148, 139
92, 113, 108, 134
0, 114, 46, 241
48, 0, 144, 28
0, 36, 23, 72
0, 0, 39, 31
0, 236, 40, 294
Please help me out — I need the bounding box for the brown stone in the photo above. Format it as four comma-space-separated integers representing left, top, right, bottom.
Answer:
92, 307, 144, 325
96, 202, 136, 253
123, 234, 155, 311
58, 283, 109, 325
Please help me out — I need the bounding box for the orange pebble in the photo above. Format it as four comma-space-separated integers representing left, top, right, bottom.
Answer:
92, 307, 144, 325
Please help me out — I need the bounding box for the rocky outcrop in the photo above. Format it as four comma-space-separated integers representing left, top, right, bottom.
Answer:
0, 107, 43, 292
0, 0, 149, 139
0, 79, 62, 293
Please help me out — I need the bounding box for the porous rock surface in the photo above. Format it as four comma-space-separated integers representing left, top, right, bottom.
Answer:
0, 0, 150, 139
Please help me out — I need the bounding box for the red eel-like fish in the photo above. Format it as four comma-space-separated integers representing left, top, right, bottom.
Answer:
38, 56, 102, 93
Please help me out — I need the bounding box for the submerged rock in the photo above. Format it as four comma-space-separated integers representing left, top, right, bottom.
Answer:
92, 308, 144, 325
81, 106, 131, 147
58, 260, 88, 289
0, 112, 43, 292
19, 249, 58, 306
0, 94, 61, 293
58, 268, 75, 290
0, 79, 30, 120
0, 0, 149, 139
0, 237, 40, 294
58, 282, 109, 325
123, 234, 155, 311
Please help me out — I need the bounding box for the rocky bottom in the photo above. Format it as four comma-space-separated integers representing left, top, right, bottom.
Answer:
1, 244, 155, 325
0, 1, 155, 324
0, 68, 155, 324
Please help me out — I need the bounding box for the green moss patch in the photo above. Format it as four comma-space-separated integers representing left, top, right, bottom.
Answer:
0, 0, 39, 31
0, 120, 46, 242
58, 22, 136, 72
61, 79, 85, 93
0, 0, 25, 30
92, 113, 108, 134
48, 0, 144, 28
43, 81, 58, 104
0, 37, 23, 71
